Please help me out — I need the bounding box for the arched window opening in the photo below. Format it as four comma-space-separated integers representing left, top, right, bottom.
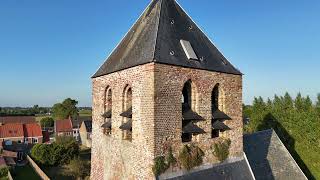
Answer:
181, 80, 205, 143
102, 87, 112, 135
120, 86, 133, 142
182, 81, 192, 142
211, 84, 231, 138
211, 85, 220, 138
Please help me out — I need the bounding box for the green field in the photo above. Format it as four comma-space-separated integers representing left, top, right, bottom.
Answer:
35, 109, 92, 122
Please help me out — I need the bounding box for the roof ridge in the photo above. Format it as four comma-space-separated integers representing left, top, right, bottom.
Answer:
152, 0, 164, 63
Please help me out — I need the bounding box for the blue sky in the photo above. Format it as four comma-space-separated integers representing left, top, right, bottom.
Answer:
0, 0, 319, 107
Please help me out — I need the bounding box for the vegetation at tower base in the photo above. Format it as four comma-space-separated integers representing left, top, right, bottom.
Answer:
166, 147, 177, 167
212, 139, 231, 162
152, 156, 168, 176
178, 144, 204, 171
244, 92, 320, 180
52, 98, 79, 120
31, 136, 80, 166
152, 147, 177, 176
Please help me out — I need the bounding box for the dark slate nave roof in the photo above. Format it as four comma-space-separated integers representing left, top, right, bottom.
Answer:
244, 129, 307, 180
92, 0, 241, 78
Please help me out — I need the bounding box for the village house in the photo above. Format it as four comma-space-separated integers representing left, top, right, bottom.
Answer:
91, 0, 307, 179
0, 123, 43, 145
55, 118, 73, 137
79, 120, 92, 147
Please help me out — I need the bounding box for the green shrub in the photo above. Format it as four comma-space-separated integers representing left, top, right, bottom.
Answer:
31, 136, 79, 166
178, 145, 204, 171
152, 156, 168, 176
0, 167, 8, 178
166, 147, 177, 167
212, 139, 231, 162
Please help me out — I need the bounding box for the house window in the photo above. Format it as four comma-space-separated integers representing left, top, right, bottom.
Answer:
32, 138, 38, 144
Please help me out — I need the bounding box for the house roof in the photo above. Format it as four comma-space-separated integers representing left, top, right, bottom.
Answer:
244, 129, 307, 180
56, 119, 73, 133
92, 0, 241, 78
0, 116, 36, 125
23, 123, 42, 137
83, 120, 92, 132
0, 124, 24, 138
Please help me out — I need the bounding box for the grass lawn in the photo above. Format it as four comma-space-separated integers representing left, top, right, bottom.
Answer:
11, 164, 41, 180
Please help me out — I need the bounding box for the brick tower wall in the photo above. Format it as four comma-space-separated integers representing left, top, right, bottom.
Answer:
91, 63, 156, 180
91, 62, 243, 179
153, 63, 243, 163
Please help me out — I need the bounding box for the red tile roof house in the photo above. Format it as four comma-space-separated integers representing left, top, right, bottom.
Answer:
55, 118, 73, 137
0, 123, 43, 146
23, 123, 43, 144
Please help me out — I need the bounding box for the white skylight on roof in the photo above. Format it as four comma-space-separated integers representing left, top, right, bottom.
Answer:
180, 40, 198, 60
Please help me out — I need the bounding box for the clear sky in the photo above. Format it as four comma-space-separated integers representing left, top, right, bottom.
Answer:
0, 0, 319, 107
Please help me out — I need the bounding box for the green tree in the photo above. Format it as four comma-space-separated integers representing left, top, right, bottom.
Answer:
316, 94, 320, 114
64, 157, 90, 180
31, 136, 79, 166
40, 117, 54, 128
52, 98, 78, 120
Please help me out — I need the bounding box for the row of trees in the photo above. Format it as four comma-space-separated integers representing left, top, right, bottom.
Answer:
244, 93, 320, 179
0, 105, 50, 116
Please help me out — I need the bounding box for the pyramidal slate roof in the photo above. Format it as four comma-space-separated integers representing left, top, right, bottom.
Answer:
93, 0, 241, 78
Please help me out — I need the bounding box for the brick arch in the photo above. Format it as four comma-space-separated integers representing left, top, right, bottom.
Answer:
212, 83, 226, 112
181, 79, 199, 111
104, 86, 112, 112
122, 84, 132, 110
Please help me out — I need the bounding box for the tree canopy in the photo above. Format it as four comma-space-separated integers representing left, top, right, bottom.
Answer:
52, 98, 78, 120
244, 92, 320, 179
40, 117, 54, 128
31, 136, 79, 166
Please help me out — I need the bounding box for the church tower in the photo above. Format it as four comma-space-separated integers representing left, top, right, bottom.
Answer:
91, 0, 243, 179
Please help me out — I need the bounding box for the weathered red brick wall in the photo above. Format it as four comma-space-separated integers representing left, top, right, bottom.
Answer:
154, 63, 243, 163
91, 63, 156, 180
91, 62, 243, 179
